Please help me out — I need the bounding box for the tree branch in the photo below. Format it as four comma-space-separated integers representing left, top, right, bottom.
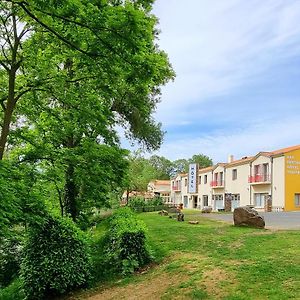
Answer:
0, 60, 9, 71
16, 2, 99, 58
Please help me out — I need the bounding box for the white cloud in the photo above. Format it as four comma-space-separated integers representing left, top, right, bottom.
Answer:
153, 0, 300, 125
153, 116, 300, 163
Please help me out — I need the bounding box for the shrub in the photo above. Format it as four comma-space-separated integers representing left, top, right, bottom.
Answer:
21, 215, 91, 299
152, 196, 164, 206
127, 196, 147, 208
0, 235, 23, 288
104, 207, 152, 274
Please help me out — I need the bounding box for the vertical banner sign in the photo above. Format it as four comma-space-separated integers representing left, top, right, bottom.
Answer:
188, 163, 198, 193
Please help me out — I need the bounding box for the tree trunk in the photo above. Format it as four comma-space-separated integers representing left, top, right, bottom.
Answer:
0, 69, 17, 160
0, 11, 21, 160
64, 163, 78, 221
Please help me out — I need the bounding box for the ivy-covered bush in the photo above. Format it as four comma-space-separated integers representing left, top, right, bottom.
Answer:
104, 207, 152, 274
21, 215, 91, 299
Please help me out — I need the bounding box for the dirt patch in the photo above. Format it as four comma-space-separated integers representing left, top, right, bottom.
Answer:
86, 272, 188, 300
245, 230, 276, 236
230, 240, 244, 249
223, 259, 251, 267
201, 267, 237, 299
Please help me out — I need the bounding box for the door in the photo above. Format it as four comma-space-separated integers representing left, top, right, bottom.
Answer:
183, 196, 188, 208
194, 196, 198, 208
231, 194, 240, 211
214, 194, 224, 210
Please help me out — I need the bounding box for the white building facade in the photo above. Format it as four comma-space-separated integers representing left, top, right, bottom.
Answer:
170, 145, 300, 212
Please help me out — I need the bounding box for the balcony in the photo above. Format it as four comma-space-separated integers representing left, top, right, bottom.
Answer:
172, 185, 181, 192
248, 174, 271, 184
210, 180, 224, 188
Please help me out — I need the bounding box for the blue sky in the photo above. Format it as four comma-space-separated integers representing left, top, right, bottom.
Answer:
144, 0, 300, 163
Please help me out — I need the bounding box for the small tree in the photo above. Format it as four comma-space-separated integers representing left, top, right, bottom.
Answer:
21, 215, 90, 299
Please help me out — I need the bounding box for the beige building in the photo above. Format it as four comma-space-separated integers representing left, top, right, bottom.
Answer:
147, 180, 171, 203
170, 144, 300, 212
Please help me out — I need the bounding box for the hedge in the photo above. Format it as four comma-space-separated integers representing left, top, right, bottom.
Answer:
21, 215, 91, 299
104, 207, 152, 274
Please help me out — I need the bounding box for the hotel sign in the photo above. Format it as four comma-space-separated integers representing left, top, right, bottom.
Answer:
286, 155, 300, 175
188, 163, 198, 193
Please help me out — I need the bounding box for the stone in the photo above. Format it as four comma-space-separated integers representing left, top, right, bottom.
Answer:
158, 210, 168, 216
201, 206, 212, 213
233, 206, 265, 229
188, 221, 199, 225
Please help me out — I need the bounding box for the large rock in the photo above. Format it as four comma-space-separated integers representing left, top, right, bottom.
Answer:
188, 221, 199, 225
233, 206, 265, 228
158, 210, 168, 216
201, 206, 212, 213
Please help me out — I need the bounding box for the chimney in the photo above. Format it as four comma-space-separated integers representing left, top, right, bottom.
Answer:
228, 155, 234, 163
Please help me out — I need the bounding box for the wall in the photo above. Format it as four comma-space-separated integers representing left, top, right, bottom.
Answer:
272, 156, 285, 210
251, 155, 272, 172
198, 170, 213, 207
225, 163, 250, 206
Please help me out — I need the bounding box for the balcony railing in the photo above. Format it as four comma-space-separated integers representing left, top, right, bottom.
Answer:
248, 174, 271, 183
172, 185, 181, 191
210, 180, 224, 187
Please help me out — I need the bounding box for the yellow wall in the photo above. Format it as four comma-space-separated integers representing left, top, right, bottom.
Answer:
285, 149, 300, 211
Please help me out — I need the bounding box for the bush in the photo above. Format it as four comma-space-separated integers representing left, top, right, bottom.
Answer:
127, 196, 147, 208
21, 215, 91, 299
0, 235, 23, 288
104, 207, 152, 274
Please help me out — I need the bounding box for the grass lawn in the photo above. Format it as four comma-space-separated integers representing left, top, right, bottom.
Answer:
77, 210, 300, 300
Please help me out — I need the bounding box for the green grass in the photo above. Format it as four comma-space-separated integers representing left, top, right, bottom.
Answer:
76, 210, 300, 299
145, 211, 300, 299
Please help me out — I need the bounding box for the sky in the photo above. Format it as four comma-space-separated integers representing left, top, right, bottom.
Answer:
136, 0, 300, 164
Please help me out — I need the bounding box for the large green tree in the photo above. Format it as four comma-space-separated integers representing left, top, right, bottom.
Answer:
0, 0, 174, 221
171, 154, 213, 175
148, 155, 172, 179
0, 0, 174, 160
125, 151, 157, 194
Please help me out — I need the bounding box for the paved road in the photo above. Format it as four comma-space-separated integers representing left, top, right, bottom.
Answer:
198, 211, 300, 230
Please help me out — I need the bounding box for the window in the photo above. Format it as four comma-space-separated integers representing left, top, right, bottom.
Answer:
254, 164, 260, 175
232, 194, 240, 201
295, 194, 300, 207
214, 173, 218, 181
232, 169, 237, 180
263, 163, 269, 181
199, 176, 201, 184
204, 175, 207, 184
214, 194, 223, 201
254, 193, 267, 208
203, 195, 209, 206
220, 172, 223, 184
184, 178, 187, 186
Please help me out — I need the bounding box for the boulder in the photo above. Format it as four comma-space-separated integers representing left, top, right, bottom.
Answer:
201, 206, 212, 213
233, 206, 265, 229
158, 210, 168, 216
188, 221, 199, 225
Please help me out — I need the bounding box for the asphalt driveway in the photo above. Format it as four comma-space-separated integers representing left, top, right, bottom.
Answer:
198, 211, 300, 230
